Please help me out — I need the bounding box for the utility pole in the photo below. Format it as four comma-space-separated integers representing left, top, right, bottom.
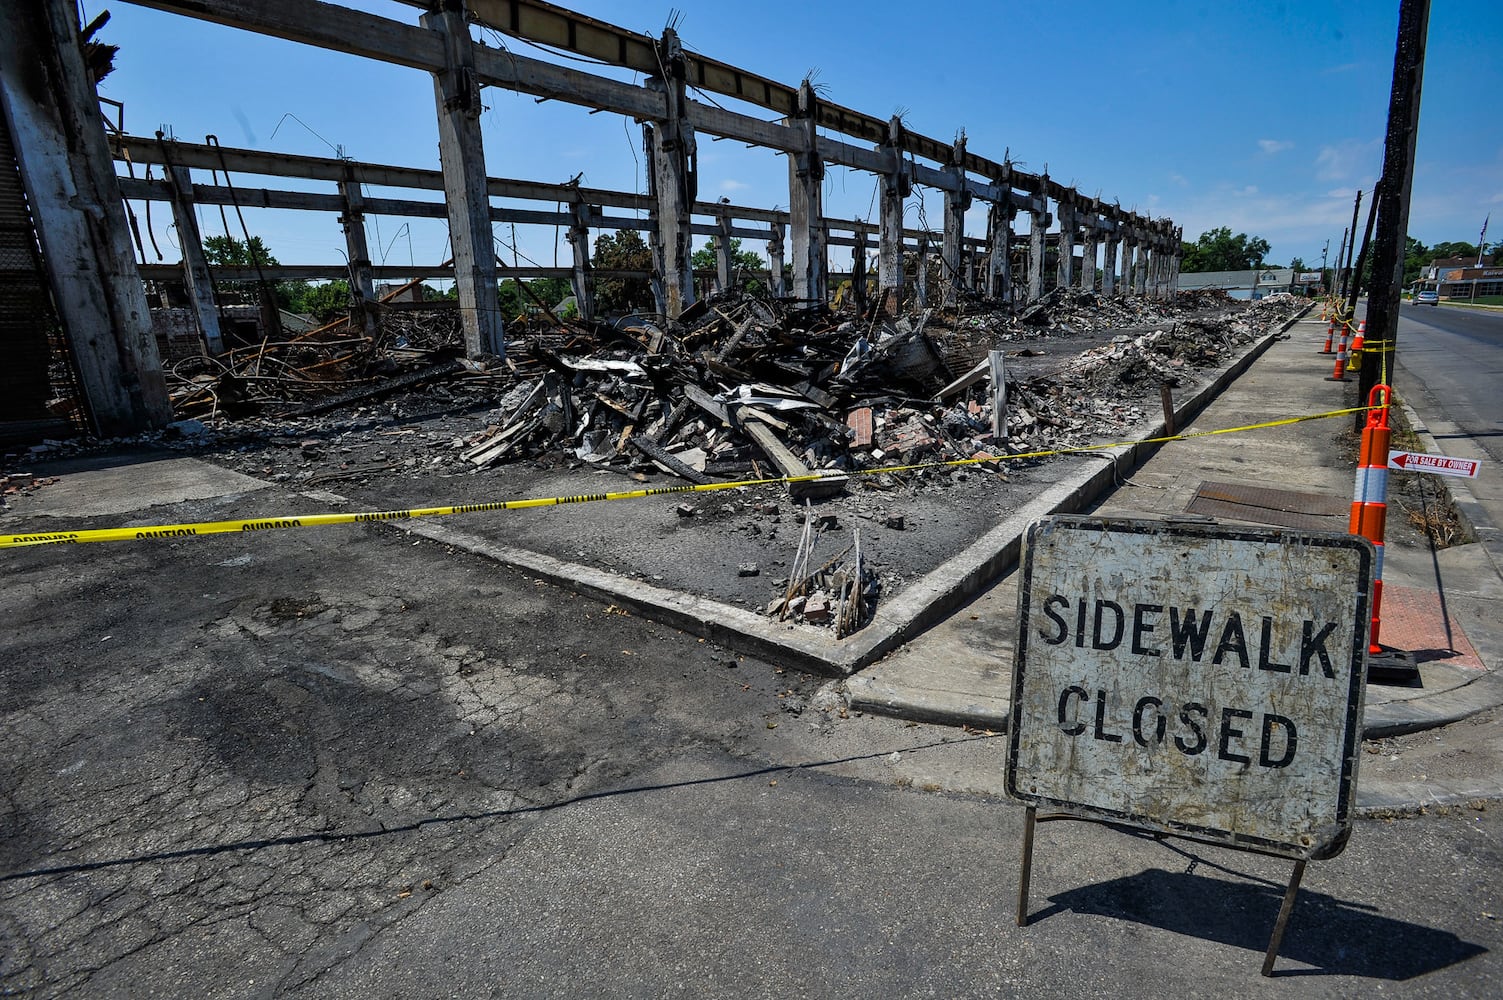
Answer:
1341, 190, 1363, 298
1335, 227, 1350, 299
1321, 240, 1330, 294
1358, 0, 1431, 424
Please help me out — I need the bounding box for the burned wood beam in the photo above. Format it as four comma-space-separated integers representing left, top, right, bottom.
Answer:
628, 436, 714, 485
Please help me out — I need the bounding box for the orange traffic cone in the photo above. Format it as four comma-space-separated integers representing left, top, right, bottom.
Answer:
1325, 324, 1349, 381
1321, 321, 1335, 354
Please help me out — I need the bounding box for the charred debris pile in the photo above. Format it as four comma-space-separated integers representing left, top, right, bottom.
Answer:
24, 287, 1304, 636
162, 286, 1303, 490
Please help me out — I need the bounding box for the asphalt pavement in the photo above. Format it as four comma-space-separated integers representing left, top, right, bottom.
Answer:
4, 302, 1503, 996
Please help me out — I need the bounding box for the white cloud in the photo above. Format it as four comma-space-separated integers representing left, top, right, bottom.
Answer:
1258, 139, 1294, 155
718, 179, 750, 193
1168, 172, 1189, 188
1315, 139, 1380, 182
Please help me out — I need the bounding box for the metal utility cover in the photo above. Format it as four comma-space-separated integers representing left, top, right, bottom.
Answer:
1186, 480, 1348, 531
1006, 516, 1372, 860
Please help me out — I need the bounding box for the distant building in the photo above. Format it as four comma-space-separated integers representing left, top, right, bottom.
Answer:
1419, 257, 1475, 285
375, 282, 423, 303
1431, 265, 1503, 300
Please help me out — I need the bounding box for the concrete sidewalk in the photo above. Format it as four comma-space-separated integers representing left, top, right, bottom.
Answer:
845, 313, 1503, 771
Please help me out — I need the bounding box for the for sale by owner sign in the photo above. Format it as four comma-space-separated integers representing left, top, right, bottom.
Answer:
1006, 516, 1373, 860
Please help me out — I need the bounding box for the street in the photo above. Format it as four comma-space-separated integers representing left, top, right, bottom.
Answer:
1394, 303, 1503, 473
2, 470, 1502, 996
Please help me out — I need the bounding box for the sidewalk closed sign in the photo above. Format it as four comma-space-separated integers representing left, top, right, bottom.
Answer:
1006, 517, 1372, 860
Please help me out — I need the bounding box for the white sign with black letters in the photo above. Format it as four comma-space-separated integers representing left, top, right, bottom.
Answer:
1006, 517, 1372, 860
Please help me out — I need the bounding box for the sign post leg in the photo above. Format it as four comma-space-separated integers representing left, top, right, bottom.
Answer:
1016, 806, 1037, 927
1261, 860, 1307, 977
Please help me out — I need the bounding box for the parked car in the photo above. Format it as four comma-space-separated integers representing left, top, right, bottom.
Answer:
1416, 290, 1440, 305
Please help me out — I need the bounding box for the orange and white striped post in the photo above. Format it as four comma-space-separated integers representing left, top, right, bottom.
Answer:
1351, 384, 1391, 654
1324, 322, 1350, 381
1320, 319, 1336, 354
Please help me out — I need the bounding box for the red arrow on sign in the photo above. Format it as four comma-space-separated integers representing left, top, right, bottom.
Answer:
1387, 450, 1481, 478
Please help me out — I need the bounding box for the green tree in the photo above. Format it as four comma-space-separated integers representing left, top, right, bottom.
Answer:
1426, 241, 1480, 264
496, 276, 574, 320
1179, 227, 1271, 272
592, 229, 655, 314
691, 237, 766, 291
202, 234, 277, 268
299, 280, 352, 322
203, 235, 303, 310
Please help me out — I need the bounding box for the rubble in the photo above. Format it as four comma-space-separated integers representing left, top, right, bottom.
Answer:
4, 284, 1308, 634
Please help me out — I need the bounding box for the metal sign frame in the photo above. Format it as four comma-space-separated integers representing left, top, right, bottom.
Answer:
1005, 515, 1373, 976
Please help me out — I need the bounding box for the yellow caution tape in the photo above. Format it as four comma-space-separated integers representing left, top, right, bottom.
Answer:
1, 404, 1380, 549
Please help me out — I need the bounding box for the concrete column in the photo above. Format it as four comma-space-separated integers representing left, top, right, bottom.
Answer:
767, 221, 786, 297
0, 0, 170, 433
567, 198, 595, 320
1170, 227, 1182, 296
851, 226, 868, 313
941, 137, 969, 308
916, 234, 930, 307
1080, 216, 1098, 292
1055, 199, 1076, 290
789, 81, 827, 305
1135, 242, 1149, 295
714, 203, 734, 293
1027, 208, 1049, 302
1121, 235, 1136, 293
423, 2, 503, 358
643, 30, 696, 318
165, 162, 225, 354
986, 203, 1014, 305
338, 175, 378, 340
1101, 233, 1118, 298
878, 117, 908, 312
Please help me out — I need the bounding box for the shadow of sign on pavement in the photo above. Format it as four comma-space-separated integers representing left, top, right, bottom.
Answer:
1033, 867, 1487, 980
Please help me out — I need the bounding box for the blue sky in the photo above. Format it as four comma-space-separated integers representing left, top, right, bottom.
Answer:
91, 0, 1503, 274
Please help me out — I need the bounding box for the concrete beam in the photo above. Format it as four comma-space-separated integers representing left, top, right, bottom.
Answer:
128, 1, 1169, 267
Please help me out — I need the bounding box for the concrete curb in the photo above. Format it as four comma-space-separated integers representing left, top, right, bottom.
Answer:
393, 306, 1310, 680
1364, 669, 1503, 738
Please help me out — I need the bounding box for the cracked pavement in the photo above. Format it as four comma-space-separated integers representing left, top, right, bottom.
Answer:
3, 486, 1503, 997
